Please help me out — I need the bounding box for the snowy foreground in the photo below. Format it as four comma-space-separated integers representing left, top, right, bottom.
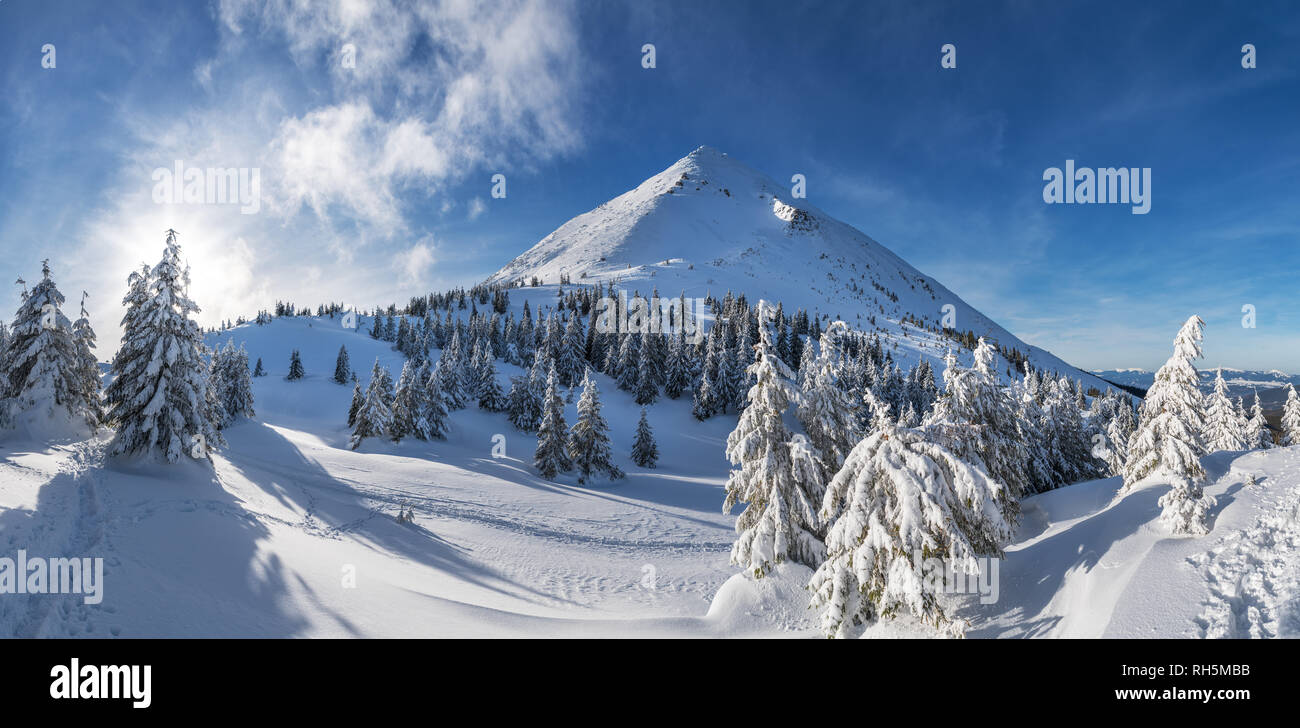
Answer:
2, 318, 1296, 638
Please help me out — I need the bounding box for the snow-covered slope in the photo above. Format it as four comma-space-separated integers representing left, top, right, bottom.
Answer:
491, 146, 1109, 390
959, 449, 1300, 638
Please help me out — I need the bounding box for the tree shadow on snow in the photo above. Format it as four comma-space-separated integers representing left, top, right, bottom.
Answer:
217, 422, 570, 614
959, 483, 1165, 638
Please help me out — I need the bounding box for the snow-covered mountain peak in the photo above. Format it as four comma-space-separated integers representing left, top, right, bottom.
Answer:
489, 147, 1111, 390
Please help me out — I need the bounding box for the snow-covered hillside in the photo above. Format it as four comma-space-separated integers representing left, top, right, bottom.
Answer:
2, 315, 1296, 638
490, 146, 1110, 391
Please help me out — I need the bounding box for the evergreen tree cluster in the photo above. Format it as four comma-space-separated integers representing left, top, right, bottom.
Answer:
0, 260, 102, 431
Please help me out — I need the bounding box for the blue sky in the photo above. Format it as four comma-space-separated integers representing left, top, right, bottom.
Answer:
2, 0, 1299, 371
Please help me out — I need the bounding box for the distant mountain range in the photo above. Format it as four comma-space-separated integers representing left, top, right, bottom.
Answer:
1093, 367, 1298, 411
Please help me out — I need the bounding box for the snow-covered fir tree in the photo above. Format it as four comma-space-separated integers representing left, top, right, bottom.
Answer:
567, 367, 623, 484
714, 340, 741, 414
333, 345, 351, 384
210, 340, 254, 427
1, 260, 100, 432
70, 291, 103, 429
347, 380, 363, 427
557, 313, 585, 387
1281, 384, 1300, 447
1012, 365, 1056, 493
473, 345, 506, 412
723, 301, 824, 577
1245, 392, 1274, 450
692, 365, 718, 420
614, 333, 639, 392
252, 357, 265, 377
506, 374, 542, 432
350, 360, 394, 449
633, 341, 658, 405
105, 232, 222, 461
1041, 375, 1098, 486
1104, 397, 1137, 477
391, 361, 427, 441
664, 331, 692, 399
796, 321, 861, 481
925, 341, 1028, 521
533, 363, 571, 479
420, 365, 449, 441
286, 349, 305, 381
809, 392, 1012, 637
631, 407, 658, 468
1203, 369, 1247, 452
435, 330, 468, 410
1123, 315, 1214, 535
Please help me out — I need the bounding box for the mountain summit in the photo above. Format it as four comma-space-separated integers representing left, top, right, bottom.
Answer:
490, 146, 1104, 387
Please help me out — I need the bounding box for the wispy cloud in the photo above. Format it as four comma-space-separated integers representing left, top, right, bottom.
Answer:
46, 0, 590, 351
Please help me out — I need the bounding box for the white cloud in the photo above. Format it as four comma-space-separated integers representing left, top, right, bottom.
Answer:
396, 239, 438, 287
467, 197, 487, 221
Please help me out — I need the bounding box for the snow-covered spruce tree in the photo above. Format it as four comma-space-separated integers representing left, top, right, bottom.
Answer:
333, 345, 351, 384
1281, 384, 1300, 446
435, 331, 467, 410
420, 365, 449, 441
797, 321, 861, 482
925, 342, 1028, 523
722, 302, 824, 577
466, 340, 488, 400
1203, 369, 1246, 452
391, 360, 428, 441
567, 367, 623, 484
796, 336, 816, 390
286, 349, 305, 381
351, 360, 394, 449
714, 341, 741, 414
614, 333, 639, 392
634, 341, 658, 405
664, 331, 692, 399
533, 363, 572, 479
631, 407, 658, 468
203, 359, 228, 433
101, 265, 151, 431
473, 345, 506, 412
692, 367, 718, 420
1104, 397, 1137, 477
506, 374, 542, 432
70, 291, 103, 429
252, 357, 265, 377
1012, 365, 1056, 493
211, 340, 254, 426
1042, 375, 1096, 486
809, 393, 1012, 637
106, 232, 222, 461
1246, 392, 1274, 450
557, 313, 585, 387
1123, 315, 1214, 535
1, 261, 99, 431
347, 380, 364, 427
